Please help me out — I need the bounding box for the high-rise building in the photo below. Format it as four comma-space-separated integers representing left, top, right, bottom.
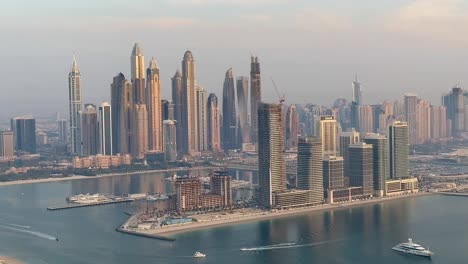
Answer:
80, 104, 99, 156
207, 93, 222, 152
68, 56, 83, 155
222, 68, 237, 150
132, 103, 148, 158
11, 117, 36, 154
339, 129, 360, 178
317, 116, 337, 157
389, 121, 409, 179
236, 76, 250, 145
416, 99, 431, 144
161, 100, 174, 121
430, 105, 447, 139
181, 51, 198, 155
110, 73, 133, 154
452, 86, 465, 135
0, 131, 14, 157
286, 105, 299, 150
98, 102, 112, 155
348, 142, 373, 195
211, 171, 232, 207
258, 103, 285, 208
131, 43, 146, 104
352, 75, 362, 105
250, 56, 261, 144
359, 105, 374, 135
364, 133, 388, 196
146, 57, 162, 152
323, 155, 344, 190
175, 177, 202, 211
404, 93, 418, 145
57, 119, 67, 144
172, 69, 184, 156
296, 137, 323, 204
196, 85, 208, 151
163, 120, 177, 161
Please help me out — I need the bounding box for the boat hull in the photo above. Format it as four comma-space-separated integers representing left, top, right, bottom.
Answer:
392, 247, 433, 257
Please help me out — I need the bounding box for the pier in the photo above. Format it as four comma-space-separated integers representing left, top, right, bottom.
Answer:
47, 198, 135, 211
116, 214, 176, 241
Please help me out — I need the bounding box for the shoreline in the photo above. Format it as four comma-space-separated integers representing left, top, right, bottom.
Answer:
0, 256, 24, 264
0, 166, 218, 187
123, 192, 433, 239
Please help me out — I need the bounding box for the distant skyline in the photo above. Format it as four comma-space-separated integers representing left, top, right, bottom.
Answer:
2, 0, 468, 119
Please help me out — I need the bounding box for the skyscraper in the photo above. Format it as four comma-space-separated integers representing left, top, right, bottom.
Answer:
351, 75, 362, 132
146, 57, 162, 152
11, 117, 36, 154
236, 76, 250, 145
286, 105, 299, 150
258, 103, 285, 208
323, 155, 344, 190
196, 86, 208, 151
207, 93, 221, 152
296, 137, 323, 204
250, 56, 261, 145
348, 142, 373, 196
98, 102, 112, 155
163, 120, 177, 161
110, 73, 133, 154
339, 129, 360, 178
364, 133, 388, 196
222, 68, 237, 150
68, 56, 83, 155
211, 171, 232, 207
132, 103, 148, 158
57, 119, 67, 144
131, 43, 146, 104
359, 105, 374, 135
172, 69, 184, 156
416, 99, 431, 144
0, 131, 14, 157
80, 104, 99, 156
352, 75, 362, 105
317, 116, 337, 157
430, 105, 447, 139
404, 93, 418, 145
389, 121, 409, 179
452, 86, 465, 135
181, 51, 198, 155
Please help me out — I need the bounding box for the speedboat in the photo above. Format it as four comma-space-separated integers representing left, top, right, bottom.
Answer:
193, 251, 206, 258
392, 238, 433, 257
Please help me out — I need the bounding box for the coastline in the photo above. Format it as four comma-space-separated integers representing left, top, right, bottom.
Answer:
0, 166, 217, 187
0, 256, 24, 264
123, 192, 433, 238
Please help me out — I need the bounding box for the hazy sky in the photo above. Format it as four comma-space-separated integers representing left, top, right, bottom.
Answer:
2, 0, 468, 119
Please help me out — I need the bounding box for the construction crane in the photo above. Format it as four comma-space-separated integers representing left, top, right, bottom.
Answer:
270, 77, 285, 104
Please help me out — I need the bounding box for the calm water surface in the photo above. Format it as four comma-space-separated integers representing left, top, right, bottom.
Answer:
0, 170, 467, 264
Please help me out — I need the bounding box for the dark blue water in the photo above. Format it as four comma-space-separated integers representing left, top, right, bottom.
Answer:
0, 171, 467, 263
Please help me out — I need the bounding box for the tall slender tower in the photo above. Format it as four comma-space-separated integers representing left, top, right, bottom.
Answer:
132, 104, 149, 158
389, 121, 409, 179
207, 93, 221, 152
250, 56, 261, 145
286, 105, 299, 149
364, 133, 388, 197
98, 102, 112, 155
131, 43, 146, 104
222, 68, 237, 150
317, 116, 337, 157
110, 73, 133, 154
404, 93, 418, 145
163, 120, 177, 161
196, 85, 208, 151
258, 103, 285, 208
80, 104, 99, 156
181, 51, 198, 154
297, 137, 323, 204
172, 70, 183, 156
351, 75, 362, 131
236, 77, 250, 145
349, 142, 374, 196
146, 57, 162, 152
68, 56, 83, 155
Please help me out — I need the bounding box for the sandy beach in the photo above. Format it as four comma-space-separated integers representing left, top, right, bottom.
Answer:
0, 256, 24, 264
0, 167, 217, 187
123, 192, 432, 238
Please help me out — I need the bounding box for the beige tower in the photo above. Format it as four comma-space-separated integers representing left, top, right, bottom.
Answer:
181, 51, 198, 155
132, 104, 148, 158
146, 57, 163, 152
316, 116, 337, 157
131, 43, 146, 104
197, 85, 208, 151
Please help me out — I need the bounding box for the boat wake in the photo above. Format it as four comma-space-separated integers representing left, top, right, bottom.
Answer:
6, 223, 31, 229
240, 239, 345, 251
0, 225, 58, 241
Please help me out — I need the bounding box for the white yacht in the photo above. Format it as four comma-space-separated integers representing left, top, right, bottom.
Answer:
392, 238, 433, 257
193, 251, 206, 258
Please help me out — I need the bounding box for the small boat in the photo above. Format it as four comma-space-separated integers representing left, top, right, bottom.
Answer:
55, 238, 59, 242
392, 238, 433, 257
193, 251, 206, 258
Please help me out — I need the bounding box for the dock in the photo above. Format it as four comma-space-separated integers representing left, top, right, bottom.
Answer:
115, 214, 176, 241
47, 198, 134, 211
